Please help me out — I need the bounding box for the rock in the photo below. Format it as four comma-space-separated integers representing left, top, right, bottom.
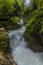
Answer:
0, 31, 10, 53
24, 32, 43, 52
0, 31, 17, 65
0, 28, 5, 31
0, 17, 21, 31
0, 53, 17, 65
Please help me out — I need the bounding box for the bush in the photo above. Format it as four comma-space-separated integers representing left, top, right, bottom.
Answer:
0, 0, 15, 17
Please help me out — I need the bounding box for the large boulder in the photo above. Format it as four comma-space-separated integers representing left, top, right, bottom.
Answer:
0, 31, 10, 53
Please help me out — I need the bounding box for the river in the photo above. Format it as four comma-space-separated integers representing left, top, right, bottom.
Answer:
8, 20, 43, 65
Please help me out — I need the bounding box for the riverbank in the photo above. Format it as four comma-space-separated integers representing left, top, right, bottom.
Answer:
0, 28, 18, 65
0, 52, 16, 65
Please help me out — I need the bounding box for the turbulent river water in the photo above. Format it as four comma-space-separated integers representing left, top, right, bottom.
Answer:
8, 20, 43, 65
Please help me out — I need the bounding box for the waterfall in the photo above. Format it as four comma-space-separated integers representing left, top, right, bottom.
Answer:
8, 20, 43, 65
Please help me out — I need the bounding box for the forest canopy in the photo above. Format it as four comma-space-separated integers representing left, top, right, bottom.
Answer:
0, 0, 15, 17
0, 0, 27, 18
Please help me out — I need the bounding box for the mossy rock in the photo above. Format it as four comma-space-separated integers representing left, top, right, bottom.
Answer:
24, 31, 43, 52
10, 17, 20, 24
0, 31, 10, 53
0, 17, 21, 30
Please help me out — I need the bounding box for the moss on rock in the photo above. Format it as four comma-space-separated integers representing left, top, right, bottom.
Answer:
0, 17, 21, 30
0, 30, 10, 53
0, 30, 17, 65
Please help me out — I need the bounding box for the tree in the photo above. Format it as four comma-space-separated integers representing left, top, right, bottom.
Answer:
0, 0, 15, 17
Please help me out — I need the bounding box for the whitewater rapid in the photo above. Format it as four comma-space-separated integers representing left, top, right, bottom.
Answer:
8, 20, 43, 65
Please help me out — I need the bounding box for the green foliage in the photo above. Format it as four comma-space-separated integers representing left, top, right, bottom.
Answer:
0, 0, 26, 17
26, 8, 43, 33
24, 0, 43, 33
14, 0, 27, 16
0, 31, 10, 53
0, 0, 15, 17
10, 17, 20, 23
24, 0, 43, 52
